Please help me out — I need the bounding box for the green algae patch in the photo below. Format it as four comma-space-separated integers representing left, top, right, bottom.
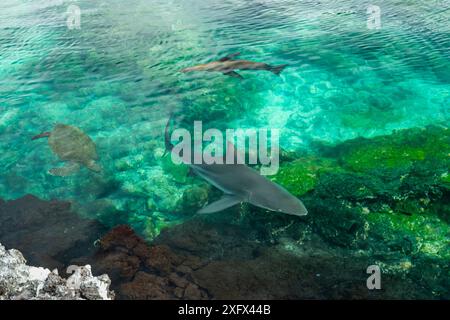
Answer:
271, 157, 337, 197
333, 126, 450, 172
310, 199, 368, 248
142, 213, 185, 241
161, 154, 190, 184
315, 170, 384, 201
441, 172, 450, 190
180, 184, 210, 213
343, 144, 425, 171
366, 212, 450, 259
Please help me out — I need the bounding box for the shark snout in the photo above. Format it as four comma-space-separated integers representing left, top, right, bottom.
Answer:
276, 203, 308, 217
274, 193, 308, 216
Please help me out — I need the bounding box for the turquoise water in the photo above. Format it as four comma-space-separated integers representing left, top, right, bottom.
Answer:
0, 0, 449, 238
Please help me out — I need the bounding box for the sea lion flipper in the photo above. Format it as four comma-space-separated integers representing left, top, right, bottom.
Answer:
223, 71, 243, 79
219, 52, 241, 62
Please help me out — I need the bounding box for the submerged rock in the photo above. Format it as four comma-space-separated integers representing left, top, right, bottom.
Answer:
76, 225, 150, 284
68, 218, 448, 300
271, 157, 336, 197
72, 225, 208, 300
328, 125, 449, 173
0, 243, 114, 300
0, 194, 107, 270
0, 125, 448, 299
271, 126, 450, 251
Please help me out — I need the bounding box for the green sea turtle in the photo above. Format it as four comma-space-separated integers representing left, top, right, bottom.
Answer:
32, 124, 102, 176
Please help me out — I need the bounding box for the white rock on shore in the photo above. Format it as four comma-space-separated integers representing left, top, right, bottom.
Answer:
0, 243, 114, 300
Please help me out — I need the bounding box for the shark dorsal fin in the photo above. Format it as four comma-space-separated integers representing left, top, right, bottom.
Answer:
219, 52, 241, 62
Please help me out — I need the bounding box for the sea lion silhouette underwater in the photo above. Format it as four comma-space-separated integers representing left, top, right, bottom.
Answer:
180, 52, 288, 79
32, 124, 102, 176
165, 115, 308, 217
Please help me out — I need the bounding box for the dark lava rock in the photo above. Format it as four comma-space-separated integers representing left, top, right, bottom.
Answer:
154, 217, 261, 260
315, 171, 381, 201
75, 225, 209, 300
3, 193, 446, 299
120, 271, 171, 299
73, 225, 150, 284
309, 199, 367, 248
0, 194, 107, 270
82, 218, 445, 299
153, 218, 438, 299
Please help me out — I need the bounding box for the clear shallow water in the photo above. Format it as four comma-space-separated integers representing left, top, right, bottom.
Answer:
0, 0, 449, 237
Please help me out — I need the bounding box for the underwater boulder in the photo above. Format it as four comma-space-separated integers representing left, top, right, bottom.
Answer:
179, 184, 210, 214
72, 225, 150, 287
116, 166, 185, 213
119, 271, 172, 300
0, 195, 107, 270
315, 171, 382, 201
409, 255, 450, 299
271, 157, 335, 197
365, 211, 450, 259
329, 126, 449, 173
309, 199, 368, 248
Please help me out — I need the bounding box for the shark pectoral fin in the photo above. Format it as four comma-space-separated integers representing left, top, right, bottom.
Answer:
219, 52, 241, 62
48, 162, 80, 177
197, 194, 243, 214
223, 71, 243, 79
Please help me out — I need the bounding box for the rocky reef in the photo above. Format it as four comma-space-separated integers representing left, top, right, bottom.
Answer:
68, 218, 447, 299
0, 243, 114, 300
0, 125, 448, 299
0, 194, 107, 270
267, 125, 450, 298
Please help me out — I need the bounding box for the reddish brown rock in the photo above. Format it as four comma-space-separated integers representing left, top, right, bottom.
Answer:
97, 225, 152, 260
119, 271, 171, 300
145, 245, 183, 274
74, 225, 149, 283
90, 251, 141, 280
74, 225, 205, 299
168, 272, 189, 288
183, 283, 205, 300
99, 225, 142, 251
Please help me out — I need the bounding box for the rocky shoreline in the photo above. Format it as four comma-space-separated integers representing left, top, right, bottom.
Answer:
0, 243, 113, 300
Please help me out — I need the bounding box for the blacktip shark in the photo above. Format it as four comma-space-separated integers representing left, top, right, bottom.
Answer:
164, 116, 307, 217
180, 52, 288, 79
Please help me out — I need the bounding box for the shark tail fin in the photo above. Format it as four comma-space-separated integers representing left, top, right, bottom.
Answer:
164, 110, 175, 156
197, 194, 242, 214
270, 64, 288, 76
